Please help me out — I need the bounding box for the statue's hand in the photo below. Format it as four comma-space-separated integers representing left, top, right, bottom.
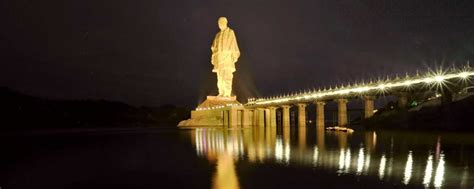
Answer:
211, 54, 216, 65
212, 64, 218, 72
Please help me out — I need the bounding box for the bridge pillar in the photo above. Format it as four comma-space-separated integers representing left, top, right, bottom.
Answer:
281, 105, 291, 127
335, 98, 349, 127
397, 92, 408, 108
223, 109, 229, 128
277, 110, 282, 126
314, 101, 326, 127
364, 96, 375, 119
256, 108, 265, 127
264, 108, 271, 127
298, 125, 306, 150
229, 108, 238, 128
252, 109, 257, 126
242, 109, 251, 128
268, 106, 278, 127
296, 103, 307, 127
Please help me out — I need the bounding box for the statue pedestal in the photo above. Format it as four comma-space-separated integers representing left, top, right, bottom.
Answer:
178, 96, 243, 127
196, 96, 238, 108
206, 95, 236, 101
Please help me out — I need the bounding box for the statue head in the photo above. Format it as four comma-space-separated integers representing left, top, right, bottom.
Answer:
218, 17, 228, 31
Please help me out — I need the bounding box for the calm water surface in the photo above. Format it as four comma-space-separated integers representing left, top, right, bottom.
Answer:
1, 127, 473, 188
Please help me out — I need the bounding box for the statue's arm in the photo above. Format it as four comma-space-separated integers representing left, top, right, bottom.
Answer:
231, 31, 240, 61
211, 34, 218, 53
211, 35, 218, 65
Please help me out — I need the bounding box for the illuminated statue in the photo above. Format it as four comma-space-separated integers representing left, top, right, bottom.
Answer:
211, 17, 240, 97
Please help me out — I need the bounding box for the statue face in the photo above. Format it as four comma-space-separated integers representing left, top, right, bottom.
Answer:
218, 17, 228, 31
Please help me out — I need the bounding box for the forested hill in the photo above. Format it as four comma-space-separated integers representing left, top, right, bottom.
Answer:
0, 87, 190, 130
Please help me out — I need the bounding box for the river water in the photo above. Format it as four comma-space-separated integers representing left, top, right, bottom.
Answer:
1, 127, 473, 188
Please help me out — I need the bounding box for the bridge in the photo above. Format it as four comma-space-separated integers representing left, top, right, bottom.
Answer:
191, 65, 474, 128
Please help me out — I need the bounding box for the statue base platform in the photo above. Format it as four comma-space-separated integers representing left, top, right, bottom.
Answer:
178, 96, 243, 127
196, 96, 238, 108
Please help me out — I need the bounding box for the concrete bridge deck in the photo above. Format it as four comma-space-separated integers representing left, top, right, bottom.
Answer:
192, 66, 474, 128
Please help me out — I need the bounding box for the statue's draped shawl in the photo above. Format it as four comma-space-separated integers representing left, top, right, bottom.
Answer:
211, 28, 240, 69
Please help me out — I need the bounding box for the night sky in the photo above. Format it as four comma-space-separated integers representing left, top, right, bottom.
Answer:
1, 0, 474, 107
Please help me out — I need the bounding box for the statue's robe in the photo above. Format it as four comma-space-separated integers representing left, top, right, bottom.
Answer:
211, 28, 240, 73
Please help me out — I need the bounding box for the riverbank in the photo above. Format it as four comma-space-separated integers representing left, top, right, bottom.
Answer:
0, 87, 190, 130
361, 95, 474, 131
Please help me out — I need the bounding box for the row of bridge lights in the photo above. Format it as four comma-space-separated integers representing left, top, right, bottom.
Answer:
195, 103, 242, 111
248, 66, 473, 105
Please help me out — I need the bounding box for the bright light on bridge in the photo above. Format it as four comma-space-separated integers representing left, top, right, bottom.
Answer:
434, 75, 445, 83
244, 65, 474, 107
193, 66, 474, 110
459, 72, 470, 79
377, 84, 386, 90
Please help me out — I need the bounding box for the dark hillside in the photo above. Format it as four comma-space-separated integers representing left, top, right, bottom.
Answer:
0, 87, 190, 130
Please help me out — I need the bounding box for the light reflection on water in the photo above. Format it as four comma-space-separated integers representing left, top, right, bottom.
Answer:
213, 153, 240, 189
403, 151, 413, 185
423, 154, 433, 187
379, 154, 386, 179
190, 127, 474, 188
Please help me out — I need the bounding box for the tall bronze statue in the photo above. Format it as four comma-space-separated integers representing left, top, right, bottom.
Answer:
211, 17, 240, 97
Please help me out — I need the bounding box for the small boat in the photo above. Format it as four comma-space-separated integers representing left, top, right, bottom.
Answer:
326, 126, 354, 133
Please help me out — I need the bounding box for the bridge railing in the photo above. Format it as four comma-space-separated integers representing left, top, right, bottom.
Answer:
246, 66, 473, 107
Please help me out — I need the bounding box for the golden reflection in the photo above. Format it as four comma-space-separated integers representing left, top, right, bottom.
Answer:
312, 146, 319, 166
270, 127, 277, 147
284, 137, 291, 163
275, 136, 283, 162
364, 153, 371, 174
336, 132, 348, 149
338, 149, 345, 171
298, 127, 307, 152
344, 148, 351, 173
356, 148, 365, 175
365, 132, 377, 153
213, 153, 240, 189
298, 127, 306, 148
378, 154, 386, 179
257, 126, 265, 162
316, 126, 325, 152
191, 129, 461, 188
337, 148, 352, 173
267, 127, 277, 157
275, 135, 290, 164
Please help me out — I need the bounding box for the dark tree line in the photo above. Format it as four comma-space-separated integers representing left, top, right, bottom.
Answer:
0, 87, 190, 130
